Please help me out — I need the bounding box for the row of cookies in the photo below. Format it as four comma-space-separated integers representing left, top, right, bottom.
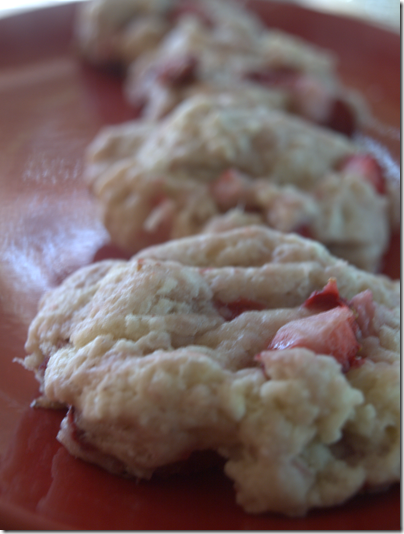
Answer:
21, 0, 400, 517
77, 0, 399, 271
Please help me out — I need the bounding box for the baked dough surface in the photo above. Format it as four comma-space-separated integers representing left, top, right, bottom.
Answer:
23, 227, 400, 516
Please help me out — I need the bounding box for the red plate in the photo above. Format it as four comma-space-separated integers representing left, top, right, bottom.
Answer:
0, 2, 400, 529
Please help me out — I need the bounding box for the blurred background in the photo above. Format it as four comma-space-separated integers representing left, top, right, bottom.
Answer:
0, 0, 400, 31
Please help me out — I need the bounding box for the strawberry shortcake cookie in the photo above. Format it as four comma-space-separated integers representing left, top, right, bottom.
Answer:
85, 95, 398, 271
77, 0, 364, 134
23, 227, 400, 516
124, 5, 362, 134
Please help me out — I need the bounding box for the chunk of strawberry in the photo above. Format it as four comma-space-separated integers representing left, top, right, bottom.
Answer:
303, 278, 348, 311
215, 298, 266, 321
338, 154, 386, 195
268, 307, 360, 372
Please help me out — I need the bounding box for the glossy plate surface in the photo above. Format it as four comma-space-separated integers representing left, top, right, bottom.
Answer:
0, 2, 400, 529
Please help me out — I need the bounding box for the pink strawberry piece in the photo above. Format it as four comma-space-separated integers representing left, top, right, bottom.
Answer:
215, 298, 266, 321
303, 278, 348, 311
338, 154, 386, 195
268, 306, 360, 371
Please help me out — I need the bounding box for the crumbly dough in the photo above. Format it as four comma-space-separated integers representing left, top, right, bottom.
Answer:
23, 227, 400, 516
85, 95, 394, 271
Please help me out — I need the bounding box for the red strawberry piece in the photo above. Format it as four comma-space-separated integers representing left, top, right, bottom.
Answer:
215, 298, 266, 321
268, 306, 360, 372
303, 278, 348, 311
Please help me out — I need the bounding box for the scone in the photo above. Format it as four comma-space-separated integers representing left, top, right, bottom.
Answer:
23, 227, 400, 516
85, 95, 397, 271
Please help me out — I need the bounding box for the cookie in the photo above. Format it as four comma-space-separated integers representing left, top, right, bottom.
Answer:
86, 95, 396, 271
77, 0, 364, 133
125, 11, 362, 134
23, 226, 400, 516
